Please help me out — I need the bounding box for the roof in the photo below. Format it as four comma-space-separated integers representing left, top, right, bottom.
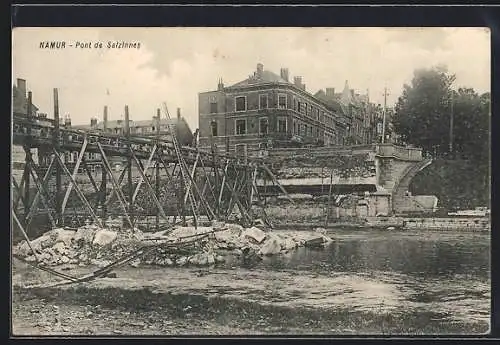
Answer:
72, 116, 195, 146
314, 90, 347, 114
228, 70, 290, 88
73, 117, 186, 131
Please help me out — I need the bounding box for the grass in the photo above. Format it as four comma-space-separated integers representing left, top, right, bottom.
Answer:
13, 284, 489, 335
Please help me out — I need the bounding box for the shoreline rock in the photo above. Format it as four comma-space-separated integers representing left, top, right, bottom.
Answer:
14, 221, 334, 269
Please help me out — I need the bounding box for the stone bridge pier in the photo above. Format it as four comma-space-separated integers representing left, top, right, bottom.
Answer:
375, 144, 433, 215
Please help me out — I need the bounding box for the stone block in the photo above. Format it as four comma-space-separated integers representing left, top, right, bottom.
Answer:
92, 230, 118, 246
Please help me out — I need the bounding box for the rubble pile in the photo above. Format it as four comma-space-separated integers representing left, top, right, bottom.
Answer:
13, 222, 333, 269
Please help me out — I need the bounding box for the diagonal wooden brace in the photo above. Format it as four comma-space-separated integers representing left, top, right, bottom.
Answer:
97, 143, 133, 228
23, 156, 55, 226
12, 210, 40, 262
104, 160, 130, 207
27, 160, 57, 229
130, 149, 169, 220
11, 175, 25, 210
53, 148, 103, 228
61, 136, 88, 213
131, 144, 157, 205
261, 163, 295, 204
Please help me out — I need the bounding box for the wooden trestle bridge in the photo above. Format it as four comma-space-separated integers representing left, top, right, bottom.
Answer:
11, 89, 293, 236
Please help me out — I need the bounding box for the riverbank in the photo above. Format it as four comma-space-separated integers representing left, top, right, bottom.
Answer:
271, 218, 490, 232
12, 255, 490, 336
263, 202, 490, 232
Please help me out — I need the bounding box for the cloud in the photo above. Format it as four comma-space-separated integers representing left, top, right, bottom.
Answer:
12, 27, 490, 131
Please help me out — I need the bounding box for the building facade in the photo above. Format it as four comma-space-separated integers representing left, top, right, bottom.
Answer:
198, 63, 350, 156
12, 78, 40, 176
314, 80, 376, 145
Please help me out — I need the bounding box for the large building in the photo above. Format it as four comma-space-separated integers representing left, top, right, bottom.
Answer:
198, 63, 354, 156
314, 81, 375, 145
12, 78, 40, 178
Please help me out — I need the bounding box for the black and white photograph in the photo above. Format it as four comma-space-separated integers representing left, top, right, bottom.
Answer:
11, 27, 491, 336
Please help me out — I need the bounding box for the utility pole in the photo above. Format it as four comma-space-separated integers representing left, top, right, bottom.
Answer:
449, 90, 454, 155
381, 87, 389, 144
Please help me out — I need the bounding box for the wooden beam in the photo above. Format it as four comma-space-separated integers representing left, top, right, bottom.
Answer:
61, 136, 88, 213
23, 156, 55, 226
261, 163, 295, 204
104, 160, 129, 207
53, 148, 103, 228
131, 144, 157, 205
97, 143, 133, 228
12, 210, 40, 262
27, 160, 57, 229
130, 150, 169, 221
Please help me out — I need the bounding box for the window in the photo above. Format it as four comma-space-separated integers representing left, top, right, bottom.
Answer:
259, 117, 269, 135
259, 94, 268, 109
277, 117, 287, 133
293, 97, 297, 111
235, 119, 247, 135
278, 94, 287, 109
210, 121, 218, 137
210, 96, 217, 114
293, 121, 297, 134
210, 102, 217, 114
259, 142, 267, 150
235, 96, 247, 112
304, 103, 308, 115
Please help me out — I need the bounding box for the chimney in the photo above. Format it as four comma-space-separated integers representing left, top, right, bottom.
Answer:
177, 108, 181, 120
280, 68, 289, 82
103, 106, 108, 131
90, 118, 98, 128
217, 78, 224, 91
302, 84, 306, 91
294, 76, 302, 88
64, 114, 72, 127
17, 78, 26, 98
326, 88, 335, 98
256, 63, 264, 77
350, 89, 355, 98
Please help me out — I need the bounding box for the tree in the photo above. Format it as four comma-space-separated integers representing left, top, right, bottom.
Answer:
396, 66, 491, 208
393, 65, 456, 156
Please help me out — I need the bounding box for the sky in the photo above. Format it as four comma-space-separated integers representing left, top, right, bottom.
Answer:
12, 27, 490, 131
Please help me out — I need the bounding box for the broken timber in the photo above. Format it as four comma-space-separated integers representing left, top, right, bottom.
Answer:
11, 89, 295, 233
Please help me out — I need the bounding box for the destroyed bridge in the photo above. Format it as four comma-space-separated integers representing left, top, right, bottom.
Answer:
12, 88, 431, 238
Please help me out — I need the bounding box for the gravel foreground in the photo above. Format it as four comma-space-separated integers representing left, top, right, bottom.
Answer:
11, 259, 489, 337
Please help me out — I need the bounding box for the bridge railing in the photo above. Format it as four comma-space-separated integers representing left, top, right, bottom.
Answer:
375, 143, 422, 161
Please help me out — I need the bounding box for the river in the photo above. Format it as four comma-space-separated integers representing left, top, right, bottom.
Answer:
253, 229, 491, 330
12, 229, 491, 335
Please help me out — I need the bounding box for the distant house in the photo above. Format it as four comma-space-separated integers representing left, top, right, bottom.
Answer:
68, 109, 195, 172
72, 110, 194, 147
314, 80, 374, 145
12, 78, 40, 178
13, 78, 39, 117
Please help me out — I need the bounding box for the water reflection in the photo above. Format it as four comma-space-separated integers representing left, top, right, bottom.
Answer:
261, 230, 490, 279
256, 230, 490, 327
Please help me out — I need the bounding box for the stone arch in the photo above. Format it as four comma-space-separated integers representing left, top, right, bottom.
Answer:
391, 158, 433, 214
